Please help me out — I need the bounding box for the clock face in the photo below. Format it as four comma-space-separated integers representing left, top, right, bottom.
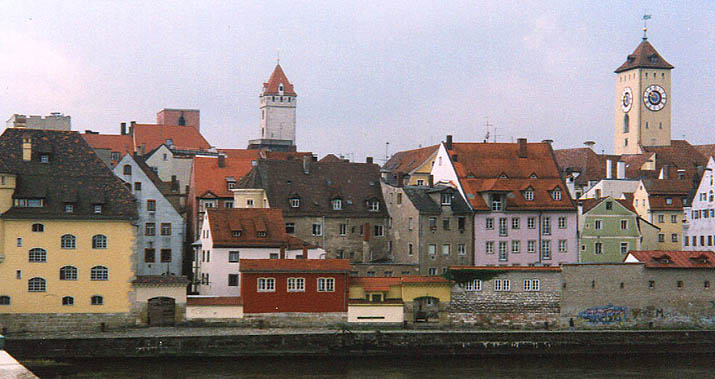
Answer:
643, 85, 667, 111
621, 87, 633, 113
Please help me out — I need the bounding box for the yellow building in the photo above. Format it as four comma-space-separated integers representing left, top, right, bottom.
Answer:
0, 129, 138, 332
382, 145, 439, 186
633, 179, 690, 250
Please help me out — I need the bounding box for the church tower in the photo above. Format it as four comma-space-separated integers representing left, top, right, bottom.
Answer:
614, 27, 674, 155
247, 63, 297, 152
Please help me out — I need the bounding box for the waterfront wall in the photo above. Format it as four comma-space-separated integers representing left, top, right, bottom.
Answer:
0, 313, 135, 334
4, 331, 715, 359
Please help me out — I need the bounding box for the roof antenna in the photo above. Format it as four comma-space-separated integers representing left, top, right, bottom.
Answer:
484, 117, 492, 143
642, 13, 651, 40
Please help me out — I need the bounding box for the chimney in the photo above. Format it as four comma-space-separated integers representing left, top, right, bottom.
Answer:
452, 154, 458, 162
303, 155, 310, 174
606, 159, 613, 179
22, 137, 32, 161
129, 121, 136, 135
366, 156, 373, 164
661, 164, 670, 180
446, 135, 453, 150
218, 154, 225, 168
140, 143, 146, 156
120, 122, 126, 135
311, 155, 318, 162
396, 174, 404, 187
541, 139, 553, 145
617, 161, 625, 179
584, 141, 596, 149
301, 244, 308, 258
279, 245, 286, 259
517, 138, 527, 158
428, 174, 434, 188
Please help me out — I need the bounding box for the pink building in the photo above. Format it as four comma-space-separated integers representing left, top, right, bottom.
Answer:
431, 137, 578, 266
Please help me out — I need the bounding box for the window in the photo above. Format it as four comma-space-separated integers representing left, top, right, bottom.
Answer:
134, 182, 142, 191
32, 223, 44, 232
16, 198, 44, 208
511, 218, 520, 229
464, 279, 482, 291
705, 281, 710, 289
485, 241, 494, 254
671, 215, 677, 223
94, 204, 103, 214
288, 277, 305, 292
312, 223, 322, 236
429, 217, 437, 230
499, 218, 508, 236
318, 277, 335, 292
367, 271, 376, 277
442, 244, 450, 256
552, 189, 562, 201
161, 249, 172, 262
542, 217, 551, 235
280, 223, 293, 236
677, 280, 684, 288
29, 248, 47, 262
16, 237, 22, 247
61, 234, 76, 249
671, 233, 678, 243
657, 215, 664, 223
290, 198, 300, 208
485, 218, 494, 230
606, 201, 613, 210
224, 200, 234, 208
527, 240, 536, 254
60, 266, 77, 280
258, 278, 275, 292
512, 240, 520, 254
429, 244, 437, 256
336, 223, 347, 236
541, 240, 551, 260
111, 152, 121, 161
498, 241, 508, 261
527, 217, 536, 229
144, 248, 155, 262
408, 217, 415, 230
123, 165, 132, 175
595, 242, 603, 254
524, 189, 534, 201
91, 295, 104, 305
159, 223, 172, 236
458, 244, 466, 255
665, 198, 672, 205
408, 243, 414, 255
228, 274, 239, 287
441, 193, 452, 205
90, 266, 109, 281
0, 296, 10, 305
649, 280, 655, 289
145, 223, 156, 236
242, 199, 253, 208
494, 279, 510, 291
658, 233, 665, 243
384, 271, 393, 277
524, 279, 540, 291
374, 224, 384, 237
28, 277, 46, 292
332, 199, 342, 210
92, 234, 107, 249
558, 240, 567, 253
269, 253, 279, 259
146, 200, 156, 212
558, 217, 566, 229
227, 251, 240, 263
368, 199, 380, 212
594, 220, 602, 230
458, 217, 466, 231
397, 193, 402, 204
443, 218, 450, 230
491, 195, 503, 211
428, 268, 437, 276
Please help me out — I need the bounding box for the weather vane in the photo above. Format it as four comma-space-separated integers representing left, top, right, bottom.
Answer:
642, 13, 651, 40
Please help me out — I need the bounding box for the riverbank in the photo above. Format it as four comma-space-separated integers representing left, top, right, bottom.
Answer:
4, 328, 715, 359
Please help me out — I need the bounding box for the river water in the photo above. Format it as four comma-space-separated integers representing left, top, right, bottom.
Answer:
21, 354, 715, 378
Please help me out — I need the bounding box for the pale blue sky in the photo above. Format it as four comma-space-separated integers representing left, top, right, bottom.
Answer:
0, 1, 712, 161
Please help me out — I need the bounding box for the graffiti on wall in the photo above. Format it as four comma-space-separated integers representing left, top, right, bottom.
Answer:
578, 304, 627, 324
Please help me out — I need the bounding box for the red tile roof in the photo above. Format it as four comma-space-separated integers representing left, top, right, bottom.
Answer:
626, 251, 715, 269
187, 296, 243, 306
449, 265, 562, 272
262, 64, 296, 96
615, 40, 674, 73
239, 259, 351, 273
207, 208, 293, 248
383, 145, 439, 176
133, 124, 211, 152
694, 144, 715, 160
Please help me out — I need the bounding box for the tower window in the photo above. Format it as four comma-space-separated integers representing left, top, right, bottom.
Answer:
624, 138, 628, 146
645, 122, 649, 129
623, 114, 629, 133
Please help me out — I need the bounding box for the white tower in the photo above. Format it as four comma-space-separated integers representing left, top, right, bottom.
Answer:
248, 63, 297, 152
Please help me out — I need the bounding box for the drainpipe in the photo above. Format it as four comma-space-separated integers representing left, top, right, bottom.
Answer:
538, 212, 543, 265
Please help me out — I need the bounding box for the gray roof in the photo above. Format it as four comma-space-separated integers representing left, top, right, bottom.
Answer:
403, 185, 472, 215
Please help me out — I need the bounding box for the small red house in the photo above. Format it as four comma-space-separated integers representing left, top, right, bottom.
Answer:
239, 259, 351, 313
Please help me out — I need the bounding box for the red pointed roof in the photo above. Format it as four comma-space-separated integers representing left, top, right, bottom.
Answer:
615, 39, 674, 73
262, 64, 296, 96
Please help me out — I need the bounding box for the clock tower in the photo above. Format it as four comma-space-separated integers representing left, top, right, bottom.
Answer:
614, 30, 674, 155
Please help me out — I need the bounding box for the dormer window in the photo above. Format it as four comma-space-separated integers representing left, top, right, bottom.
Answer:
441, 193, 452, 205
368, 199, 380, 212
491, 195, 503, 211
65, 203, 74, 213
232, 231, 242, 237
524, 189, 534, 201
40, 154, 50, 163
16, 199, 44, 208
332, 199, 342, 210
665, 198, 673, 205
279, 84, 284, 94
94, 205, 103, 214
499, 173, 508, 179
529, 173, 538, 179
257, 231, 267, 238
290, 197, 300, 208
552, 189, 562, 201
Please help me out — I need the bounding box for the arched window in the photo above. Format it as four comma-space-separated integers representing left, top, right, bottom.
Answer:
91, 295, 104, 305
123, 164, 132, 175
61, 234, 76, 249
32, 223, 44, 232
92, 234, 107, 249
623, 114, 629, 133
60, 266, 78, 280
28, 277, 46, 292
0, 295, 10, 305
91, 266, 109, 281
29, 248, 47, 263
62, 296, 74, 306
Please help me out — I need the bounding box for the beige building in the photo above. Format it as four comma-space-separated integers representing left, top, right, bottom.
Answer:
6, 113, 71, 131
632, 179, 690, 250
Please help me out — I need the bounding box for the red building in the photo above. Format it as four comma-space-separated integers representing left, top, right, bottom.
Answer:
239, 259, 351, 313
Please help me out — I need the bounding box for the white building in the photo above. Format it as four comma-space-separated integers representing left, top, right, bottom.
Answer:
683, 156, 715, 250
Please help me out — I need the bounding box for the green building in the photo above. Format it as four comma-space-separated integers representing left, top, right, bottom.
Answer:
578, 197, 660, 263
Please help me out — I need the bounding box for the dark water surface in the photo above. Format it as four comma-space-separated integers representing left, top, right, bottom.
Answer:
22, 354, 715, 378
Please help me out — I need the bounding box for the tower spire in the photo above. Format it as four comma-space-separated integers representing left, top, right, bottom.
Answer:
642, 14, 651, 40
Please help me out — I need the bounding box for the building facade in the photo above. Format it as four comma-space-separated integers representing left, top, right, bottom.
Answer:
683, 156, 715, 250
633, 179, 691, 250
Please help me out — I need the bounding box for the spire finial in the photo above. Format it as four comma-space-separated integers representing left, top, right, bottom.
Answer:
642, 14, 651, 40
276, 50, 280, 65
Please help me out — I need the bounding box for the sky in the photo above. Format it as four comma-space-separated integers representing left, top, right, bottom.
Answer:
0, 1, 713, 163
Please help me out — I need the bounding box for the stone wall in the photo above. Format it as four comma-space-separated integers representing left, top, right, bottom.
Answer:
0, 313, 136, 334
242, 312, 346, 327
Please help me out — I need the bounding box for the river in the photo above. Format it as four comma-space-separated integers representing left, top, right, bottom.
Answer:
21, 354, 715, 378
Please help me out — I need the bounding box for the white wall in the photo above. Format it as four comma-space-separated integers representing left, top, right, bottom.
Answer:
348, 305, 404, 323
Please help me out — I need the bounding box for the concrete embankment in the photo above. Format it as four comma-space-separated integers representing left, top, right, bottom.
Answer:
4, 329, 715, 359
